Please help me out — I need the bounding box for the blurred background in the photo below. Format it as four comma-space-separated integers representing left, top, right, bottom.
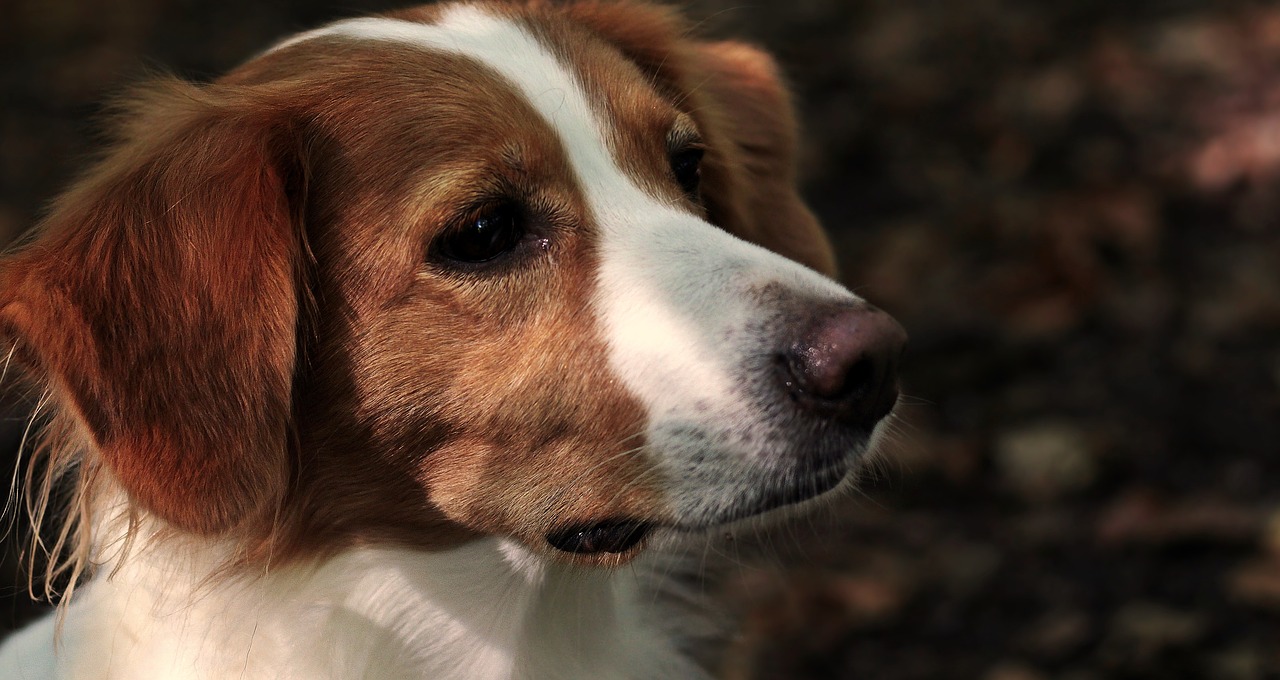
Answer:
2, 0, 1279, 678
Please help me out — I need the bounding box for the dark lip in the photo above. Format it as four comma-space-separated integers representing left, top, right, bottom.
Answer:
545, 519, 652, 555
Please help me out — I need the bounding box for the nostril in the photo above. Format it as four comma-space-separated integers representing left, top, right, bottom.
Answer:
838, 355, 874, 400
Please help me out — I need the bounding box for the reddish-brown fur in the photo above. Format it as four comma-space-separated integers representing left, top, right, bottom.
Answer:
0, 82, 300, 537
1, 0, 833, 575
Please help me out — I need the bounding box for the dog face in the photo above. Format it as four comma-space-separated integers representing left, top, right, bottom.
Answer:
0, 2, 905, 567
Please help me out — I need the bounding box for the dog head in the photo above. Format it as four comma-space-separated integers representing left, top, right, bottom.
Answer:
0, 1, 905, 567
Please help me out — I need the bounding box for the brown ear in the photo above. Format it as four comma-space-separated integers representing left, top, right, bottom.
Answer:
566, 2, 837, 276
0, 79, 301, 535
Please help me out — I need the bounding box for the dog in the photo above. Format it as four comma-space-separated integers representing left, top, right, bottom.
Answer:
0, 1, 906, 678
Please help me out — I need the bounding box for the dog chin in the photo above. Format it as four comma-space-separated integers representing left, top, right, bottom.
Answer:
687, 456, 861, 530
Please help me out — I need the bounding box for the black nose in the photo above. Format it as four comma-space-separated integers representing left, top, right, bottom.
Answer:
780, 305, 907, 429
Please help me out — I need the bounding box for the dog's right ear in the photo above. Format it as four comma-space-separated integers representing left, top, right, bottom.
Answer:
0, 79, 304, 535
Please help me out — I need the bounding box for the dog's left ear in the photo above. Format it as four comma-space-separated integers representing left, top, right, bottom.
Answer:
568, 2, 837, 276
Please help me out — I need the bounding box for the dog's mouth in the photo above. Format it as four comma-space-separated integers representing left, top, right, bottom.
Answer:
546, 519, 652, 555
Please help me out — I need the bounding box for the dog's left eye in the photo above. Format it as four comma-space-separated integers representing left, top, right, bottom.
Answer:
436, 203, 526, 264
670, 147, 704, 199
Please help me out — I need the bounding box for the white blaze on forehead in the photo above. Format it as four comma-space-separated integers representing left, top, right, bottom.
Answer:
270, 6, 615, 190
272, 7, 854, 488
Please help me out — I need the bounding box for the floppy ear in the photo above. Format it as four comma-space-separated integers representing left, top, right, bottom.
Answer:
0, 79, 301, 535
567, 1, 837, 276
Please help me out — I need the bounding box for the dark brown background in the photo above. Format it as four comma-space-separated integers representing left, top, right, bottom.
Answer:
3, 1, 1279, 678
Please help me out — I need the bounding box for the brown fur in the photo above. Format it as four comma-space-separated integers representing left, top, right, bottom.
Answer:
0, 80, 301, 538
1, 0, 834, 586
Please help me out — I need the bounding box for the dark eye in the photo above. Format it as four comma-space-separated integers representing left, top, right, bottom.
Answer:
670, 147, 704, 198
436, 203, 526, 264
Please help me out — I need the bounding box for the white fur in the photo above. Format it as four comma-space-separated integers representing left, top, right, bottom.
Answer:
1, 528, 708, 679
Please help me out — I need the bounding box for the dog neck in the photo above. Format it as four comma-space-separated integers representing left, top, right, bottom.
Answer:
19, 531, 711, 680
